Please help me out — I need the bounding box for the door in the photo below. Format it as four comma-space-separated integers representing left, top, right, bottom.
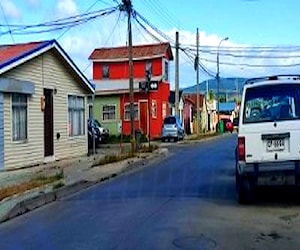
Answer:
44, 89, 54, 157
139, 101, 148, 135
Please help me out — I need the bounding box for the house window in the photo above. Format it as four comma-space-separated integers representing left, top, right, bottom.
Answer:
164, 60, 169, 81
12, 94, 27, 141
102, 64, 110, 79
68, 95, 85, 136
145, 61, 152, 76
151, 100, 157, 118
162, 102, 167, 119
102, 105, 116, 121
124, 103, 138, 121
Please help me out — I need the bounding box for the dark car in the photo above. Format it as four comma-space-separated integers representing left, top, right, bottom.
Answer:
88, 119, 101, 149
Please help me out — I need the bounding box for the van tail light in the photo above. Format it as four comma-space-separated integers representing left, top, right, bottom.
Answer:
238, 136, 245, 161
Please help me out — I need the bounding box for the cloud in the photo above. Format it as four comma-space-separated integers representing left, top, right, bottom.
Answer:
1, 0, 21, 19
56, 0, 78, 17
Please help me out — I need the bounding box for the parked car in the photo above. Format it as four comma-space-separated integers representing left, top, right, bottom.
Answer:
88, 118, 109, 146
161, 115, 184, 142
236, 75, 300, 203
216, 118, 233, 133
93, 119, 109, 142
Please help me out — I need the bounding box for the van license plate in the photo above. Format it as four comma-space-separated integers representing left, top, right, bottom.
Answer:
267, 139, 285, 151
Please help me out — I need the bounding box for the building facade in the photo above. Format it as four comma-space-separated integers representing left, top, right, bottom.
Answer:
89, 42, 173, 139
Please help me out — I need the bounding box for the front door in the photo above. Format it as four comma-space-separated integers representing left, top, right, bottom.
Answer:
44, 89, 54, 157
139, 101, 148, 135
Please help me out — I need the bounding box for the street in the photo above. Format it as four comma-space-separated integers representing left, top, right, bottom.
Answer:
0, 135, 300, 250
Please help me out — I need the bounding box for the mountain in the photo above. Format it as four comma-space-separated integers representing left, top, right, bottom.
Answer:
181, 77, 247, 98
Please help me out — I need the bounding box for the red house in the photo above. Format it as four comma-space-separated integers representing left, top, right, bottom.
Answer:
89, 42, 173, 139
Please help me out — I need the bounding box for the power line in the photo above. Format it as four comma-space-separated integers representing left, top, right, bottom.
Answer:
57, 0, 103, 40
0, 7, 118, 35
199, 56, 300, 68
103, 11, 122, 46
0, 1, 14, 43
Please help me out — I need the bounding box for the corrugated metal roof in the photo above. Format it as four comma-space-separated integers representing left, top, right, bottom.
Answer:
89, 42, 173, 61
0, 40, 94, 93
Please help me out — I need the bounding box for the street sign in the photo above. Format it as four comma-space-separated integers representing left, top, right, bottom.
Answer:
139, 81, 149, 92
139, 81, 159, 92
149, 81, 158, 90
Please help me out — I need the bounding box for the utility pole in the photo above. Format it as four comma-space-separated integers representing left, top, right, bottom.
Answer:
175, 31, 179, 116
196, 28, 200, 135
122, 0, 135, 153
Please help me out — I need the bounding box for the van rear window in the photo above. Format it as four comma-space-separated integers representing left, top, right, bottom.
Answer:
164, 117, 176, 124
243, 84, 300, 123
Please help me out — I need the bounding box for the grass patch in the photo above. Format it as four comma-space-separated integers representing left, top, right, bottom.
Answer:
0, 170, 64, 201
106, 133, 149, 144
139, 144, 159, 153
91, 153, 135, 167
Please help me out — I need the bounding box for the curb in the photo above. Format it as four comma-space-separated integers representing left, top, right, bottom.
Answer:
0, 147, 169, 223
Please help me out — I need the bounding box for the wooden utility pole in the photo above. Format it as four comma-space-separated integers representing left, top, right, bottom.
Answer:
196, 28, 200, 135
123, 0, 135, 153
175, 31, 179, 116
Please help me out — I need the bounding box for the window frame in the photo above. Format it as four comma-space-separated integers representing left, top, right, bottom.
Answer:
164, 60, 169, 81
68, 95, 85, 137
11, 93, 28, 143
124, 102, 139, 121
145, 60, 152, 75
102, 104, 116, 121
102, 64, 110, 79
151, 100, 157, 119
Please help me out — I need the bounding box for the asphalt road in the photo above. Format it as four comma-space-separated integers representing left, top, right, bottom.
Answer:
1, 134, 300, 250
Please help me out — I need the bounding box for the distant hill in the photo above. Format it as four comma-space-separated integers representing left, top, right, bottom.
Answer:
181, 77, 247, 100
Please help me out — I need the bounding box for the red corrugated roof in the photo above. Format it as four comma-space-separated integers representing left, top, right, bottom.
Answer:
0, 41, 45, 65
89, 42, 173, 61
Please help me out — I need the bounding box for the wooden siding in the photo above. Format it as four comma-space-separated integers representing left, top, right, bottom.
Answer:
94, 95, 120, 135
3, 50, 89, 169
0, 92, 3, 170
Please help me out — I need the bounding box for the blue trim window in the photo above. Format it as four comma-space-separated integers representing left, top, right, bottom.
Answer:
12, 94, 27, 141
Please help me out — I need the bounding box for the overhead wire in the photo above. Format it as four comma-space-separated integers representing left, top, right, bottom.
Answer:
0, 7, 118, 35
0, 1, 14, 43
57, 0, 103, 40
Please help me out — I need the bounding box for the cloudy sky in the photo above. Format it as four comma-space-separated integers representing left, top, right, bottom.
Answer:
1, 0, 300, 89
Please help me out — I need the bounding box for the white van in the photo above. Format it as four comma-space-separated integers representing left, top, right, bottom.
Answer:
236, 75, 300, 203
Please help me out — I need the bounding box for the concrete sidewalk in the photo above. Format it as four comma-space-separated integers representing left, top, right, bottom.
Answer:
0, 142, 168, 223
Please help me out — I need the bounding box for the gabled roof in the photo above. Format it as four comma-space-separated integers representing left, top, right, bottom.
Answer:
89, 42, 173, 62
183, 93, 205, 107
0, 40, 94, 93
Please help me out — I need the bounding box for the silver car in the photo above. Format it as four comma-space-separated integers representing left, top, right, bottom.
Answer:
161, 115, 184, 142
